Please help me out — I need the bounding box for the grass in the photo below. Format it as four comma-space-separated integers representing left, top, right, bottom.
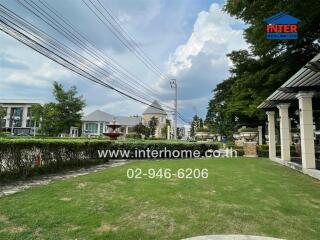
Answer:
0, 157, 320, 240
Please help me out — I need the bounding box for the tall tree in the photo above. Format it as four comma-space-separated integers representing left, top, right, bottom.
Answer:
190, 115, 201, 138
207, 0, 320, 132
0, 106, 6, 132
53, 81, 85, 134
148, 117, 158, 137
30, 82, 85, 136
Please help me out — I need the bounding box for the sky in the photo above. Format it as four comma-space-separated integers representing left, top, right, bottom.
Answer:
0, 0, 248, 126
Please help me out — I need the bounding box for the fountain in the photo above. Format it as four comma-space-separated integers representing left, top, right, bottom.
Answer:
103, 120, 122, 140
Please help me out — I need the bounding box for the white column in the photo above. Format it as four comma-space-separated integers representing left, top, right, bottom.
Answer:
297, 92, 315, 169
258, 126, 263, 145
125, 126, 129, 135
22, 106, 28, 128
277, 104, 291, 161
167, 125, 171, 140
267, 111, 276, 159
5, 107, 10, 128
289, 118, 292, 145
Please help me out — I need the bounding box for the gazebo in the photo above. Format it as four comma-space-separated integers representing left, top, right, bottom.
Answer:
258, 53, 320, 178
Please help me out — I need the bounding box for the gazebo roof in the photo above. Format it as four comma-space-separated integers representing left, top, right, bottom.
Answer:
258, 53, 320, 110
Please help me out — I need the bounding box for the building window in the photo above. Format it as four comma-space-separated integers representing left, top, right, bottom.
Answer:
100, 123, 104, 133
10, 108, 23, 127
85, 123, 98, 133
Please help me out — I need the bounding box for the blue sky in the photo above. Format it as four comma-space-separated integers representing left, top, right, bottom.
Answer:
0, 0, 247, 125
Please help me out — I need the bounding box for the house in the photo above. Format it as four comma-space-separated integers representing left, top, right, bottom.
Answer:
0, 100, 41, 135
81, 110, 141, 136
142, 100, 167, 138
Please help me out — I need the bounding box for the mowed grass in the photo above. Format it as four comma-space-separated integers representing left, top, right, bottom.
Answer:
0, 157, 320, 240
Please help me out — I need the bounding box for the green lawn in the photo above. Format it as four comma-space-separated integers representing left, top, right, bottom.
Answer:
0, 157, 320, 240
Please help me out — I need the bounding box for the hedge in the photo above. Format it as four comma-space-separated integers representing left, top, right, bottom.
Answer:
257, 144, 300, 158
0, 139, 218, 179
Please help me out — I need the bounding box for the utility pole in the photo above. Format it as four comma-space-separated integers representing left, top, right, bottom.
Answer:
170, 79, 177, 140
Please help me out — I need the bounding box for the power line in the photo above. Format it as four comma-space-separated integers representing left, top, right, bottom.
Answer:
15, 0, 159, 105
82, 0, 170, 81
0, 3, 168, 113
38, 0, 165, 100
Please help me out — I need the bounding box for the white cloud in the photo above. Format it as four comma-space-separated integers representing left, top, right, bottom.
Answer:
156, 3, 248, 120
167, 3, 247, 76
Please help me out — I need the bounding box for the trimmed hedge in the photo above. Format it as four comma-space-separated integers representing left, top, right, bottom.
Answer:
0, 139, 218, 179
257, 144, 300, 158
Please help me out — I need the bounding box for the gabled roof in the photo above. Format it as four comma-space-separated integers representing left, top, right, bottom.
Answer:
143, 100, 167, 115
82, 110, 142, 126
82, 110, 113, 122
264, 12, 300, 24
115, 116, 142, 126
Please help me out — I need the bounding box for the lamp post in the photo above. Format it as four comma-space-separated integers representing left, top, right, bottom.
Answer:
170, 79, 177, 140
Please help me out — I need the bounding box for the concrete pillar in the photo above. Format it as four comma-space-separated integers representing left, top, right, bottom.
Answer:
267, 111, 276, 159
167, 125, 170, 140
258, 126, 263, 145
289, 118, 292, 145
22, 106, 28, 128
277, 104, 291, 161
5, 107, 10, 128
125, 126, 129, 135
297, 92, 315, 169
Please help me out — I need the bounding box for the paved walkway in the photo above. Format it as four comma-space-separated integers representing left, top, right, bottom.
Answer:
0, 160, 127, 197
183, 235, 284, 240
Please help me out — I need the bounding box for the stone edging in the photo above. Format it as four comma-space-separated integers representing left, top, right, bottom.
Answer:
0, 160, 128, 197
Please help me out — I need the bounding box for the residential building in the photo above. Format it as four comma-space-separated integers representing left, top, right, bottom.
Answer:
0, 100, 41, 135
142, 100, 167, 138
81, 110, 141, 136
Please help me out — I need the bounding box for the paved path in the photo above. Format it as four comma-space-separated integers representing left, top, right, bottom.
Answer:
0, 160, 128, 197
183, 235, 284, 240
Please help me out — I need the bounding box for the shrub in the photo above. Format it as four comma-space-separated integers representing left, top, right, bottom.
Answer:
0, 139, 218, 179
258, 145, 299, 158
234, 146, 244, 156
239, 127, 258, 133
196, 128, 210, 132
125, 133, 141, 139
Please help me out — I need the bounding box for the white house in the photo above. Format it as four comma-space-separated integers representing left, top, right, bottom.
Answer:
0, 100, 41, 135
81, 110, 141, 136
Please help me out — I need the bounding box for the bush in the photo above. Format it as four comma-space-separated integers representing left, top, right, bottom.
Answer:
196, 128, 210, 132
234, 146, 244, 156
0, 139, 218, 179
125, 133, 141, 139
239, 127, 258, 133
258, 145, 299, 158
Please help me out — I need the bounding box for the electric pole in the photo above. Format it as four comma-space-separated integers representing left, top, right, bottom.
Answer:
170, 79, 177, 140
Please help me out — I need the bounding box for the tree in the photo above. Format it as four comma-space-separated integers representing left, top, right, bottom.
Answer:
149, 117, 158, 137
30, 82, 85, 136
161, 119, 171, 138
190, 115, 202, 138
53, 81, 85, 134
0, 106, 6, 132
206, 0, 320, 132
134, 123, 150, 138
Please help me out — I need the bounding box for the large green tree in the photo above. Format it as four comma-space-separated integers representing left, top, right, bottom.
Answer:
31, 82, 85, 136
53, 82, 85, 134
0, 106, 6, 132
148, 117, 158, 137
206, 0, 320, 133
